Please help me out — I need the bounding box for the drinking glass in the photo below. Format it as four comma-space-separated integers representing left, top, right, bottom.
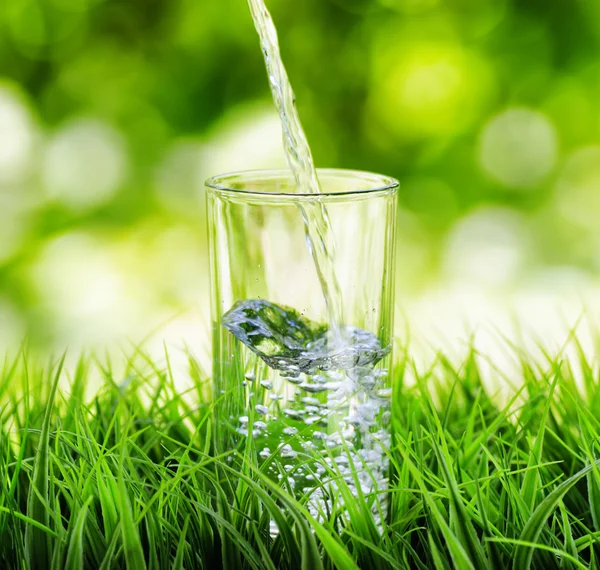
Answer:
207, 169, 398, 518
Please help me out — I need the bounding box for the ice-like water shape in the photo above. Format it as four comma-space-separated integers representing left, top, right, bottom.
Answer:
222, 299, 390, 377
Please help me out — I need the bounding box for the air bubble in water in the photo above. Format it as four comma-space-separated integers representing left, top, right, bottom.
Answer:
280, 444, 297, 458
300, 384, 327, 393
283, 409, 303, 419
301, 397, 320, 406
304, 416, 321, 425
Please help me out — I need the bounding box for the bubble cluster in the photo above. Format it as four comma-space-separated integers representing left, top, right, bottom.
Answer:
225, 298, 392, 524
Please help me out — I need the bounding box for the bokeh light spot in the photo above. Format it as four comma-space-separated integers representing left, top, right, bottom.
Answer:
202, 105, 286, 172
29, 233, 132, 344
555, 146, 600, 232
42, 118, 127, 211
155, 141, 204, 216
0, 297, 26, 350
0, 84, 36, 185
543, 79, 593, 147
6, 0, 47, 50
443, 207, 530, 288
369, 40, 494, 140
196, 104, 287, 196
0, 195, 30, 263
478, 108, 558, 190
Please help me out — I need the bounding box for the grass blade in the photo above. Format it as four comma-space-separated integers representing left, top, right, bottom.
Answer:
25, 354, 65, 570
64, 497, 93, 570
513, 460, 600, 570
118, 454, 147, 569
171, 515, 190, 570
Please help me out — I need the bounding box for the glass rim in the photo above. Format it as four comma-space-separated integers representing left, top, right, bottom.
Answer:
205, 168, 399, 199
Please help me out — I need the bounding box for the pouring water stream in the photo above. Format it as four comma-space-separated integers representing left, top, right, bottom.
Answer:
247, 0, 345, 338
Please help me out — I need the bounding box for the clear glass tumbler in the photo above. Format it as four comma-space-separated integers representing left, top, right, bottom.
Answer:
207, 169, 398, 519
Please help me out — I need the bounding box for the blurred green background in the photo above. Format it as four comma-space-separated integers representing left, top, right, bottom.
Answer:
0, 0, 599, 352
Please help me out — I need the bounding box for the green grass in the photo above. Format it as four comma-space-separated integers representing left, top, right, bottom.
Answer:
1, 334, 600, 570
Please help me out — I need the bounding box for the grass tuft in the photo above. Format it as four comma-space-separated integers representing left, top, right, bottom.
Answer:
1, 334, 600, 569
